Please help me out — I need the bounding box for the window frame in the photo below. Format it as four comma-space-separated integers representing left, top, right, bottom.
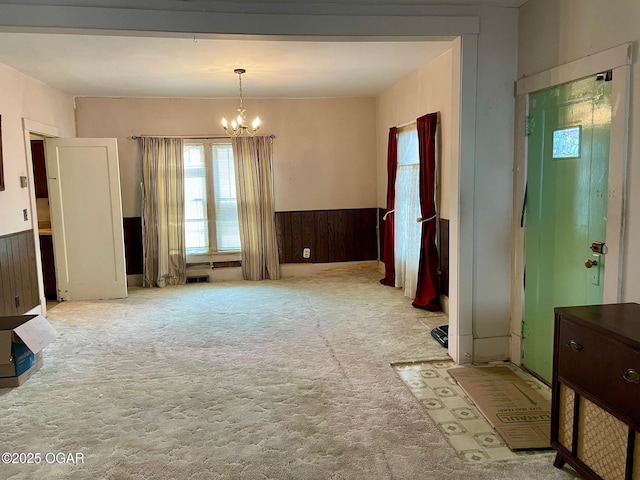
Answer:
183, 138, 241, 261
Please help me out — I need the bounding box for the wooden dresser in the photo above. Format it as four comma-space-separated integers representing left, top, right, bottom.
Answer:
552, 303, 640, 480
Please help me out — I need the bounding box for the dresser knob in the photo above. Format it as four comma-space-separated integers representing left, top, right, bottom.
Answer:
565, 340, 584, 352
623, 369, 640, 384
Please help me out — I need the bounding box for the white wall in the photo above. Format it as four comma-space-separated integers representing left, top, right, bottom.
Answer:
470, 8, 518, 358
0, 62, 75, 236
75, 97, 377, 217
518, 0, 640, 303
376, 48, 453, 219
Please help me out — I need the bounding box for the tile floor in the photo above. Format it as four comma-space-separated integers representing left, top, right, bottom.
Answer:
392, 359, 552, 463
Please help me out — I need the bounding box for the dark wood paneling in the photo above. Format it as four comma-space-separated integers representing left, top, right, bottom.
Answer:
439, 218, 449, 297
10, 236, 24, 311
361, 209, 378, 261
19, 231, 39, 312
0, 237, 14, 315
123, 217, 143, 275
378, 208, 387, 263
276, 208, 377, 264
125, 210, 381, 269
314, 210, 329, 263
300, 211, 315, 264
290, 212, 303, 263
0, 230, 39, 315
282, 212, 293, 263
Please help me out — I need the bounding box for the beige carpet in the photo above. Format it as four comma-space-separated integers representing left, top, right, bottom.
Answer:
1, 263, 577, 479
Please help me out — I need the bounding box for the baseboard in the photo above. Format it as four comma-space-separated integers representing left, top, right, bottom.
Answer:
129, 261, 379, 285
452, 333, 474, 364
280, 260, 378, 278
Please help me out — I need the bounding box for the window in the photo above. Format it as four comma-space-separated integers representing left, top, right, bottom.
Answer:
394, 127, 422, 298
184, 140, 241, 254
552, 126, 581, 159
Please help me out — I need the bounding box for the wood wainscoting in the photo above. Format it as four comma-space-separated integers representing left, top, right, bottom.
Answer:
0, 229, 40, 315
124, 209, 379, 271
124, 212, 449, 277
275, 208, 378, 264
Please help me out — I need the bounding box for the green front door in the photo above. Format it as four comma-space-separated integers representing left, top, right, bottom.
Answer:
523, 75, 612, 383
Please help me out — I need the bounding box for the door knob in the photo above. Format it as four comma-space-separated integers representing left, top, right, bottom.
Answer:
585, 259, 598, 268
623, 369, 640, 384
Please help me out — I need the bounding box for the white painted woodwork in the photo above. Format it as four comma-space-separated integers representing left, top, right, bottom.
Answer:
511, 43, 632, 361
22, 119, 61, 315
45, 138, 127, 301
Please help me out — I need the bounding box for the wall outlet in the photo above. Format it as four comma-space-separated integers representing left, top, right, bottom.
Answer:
302, 248, 311, 259
23, 209, 28, 221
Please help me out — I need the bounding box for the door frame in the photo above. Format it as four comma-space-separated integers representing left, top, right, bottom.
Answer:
510, 43, 633, 364
22, 118, 60, 316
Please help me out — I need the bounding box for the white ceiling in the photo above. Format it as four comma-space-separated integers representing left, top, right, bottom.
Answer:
0, 0, 528, 98
0, 32, 455, 98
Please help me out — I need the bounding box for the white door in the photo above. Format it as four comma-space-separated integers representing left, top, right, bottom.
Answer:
45, 138, 127, 301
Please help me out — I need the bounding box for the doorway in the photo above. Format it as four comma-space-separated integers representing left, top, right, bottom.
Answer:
511, 43, 631, 383
522, 75, 612, 383
23, 121, 128, 310
30, 137, 58, 304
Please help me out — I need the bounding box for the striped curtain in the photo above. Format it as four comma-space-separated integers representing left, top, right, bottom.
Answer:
232, 136, 280, 280
141, 137, 187, 287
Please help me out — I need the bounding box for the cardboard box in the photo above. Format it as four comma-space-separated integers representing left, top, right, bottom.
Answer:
0, 315, 57, 387
448, 366, 551, 450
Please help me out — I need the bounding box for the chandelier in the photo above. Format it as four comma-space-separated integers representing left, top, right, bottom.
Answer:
221, 68, 261, 137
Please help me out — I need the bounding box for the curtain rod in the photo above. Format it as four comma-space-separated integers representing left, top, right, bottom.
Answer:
130, 134, 276, 140
397, 120, 416, 129
396, 112, 441, 129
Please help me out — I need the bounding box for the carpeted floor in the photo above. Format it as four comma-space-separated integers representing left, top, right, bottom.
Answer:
1, 263, 579, 479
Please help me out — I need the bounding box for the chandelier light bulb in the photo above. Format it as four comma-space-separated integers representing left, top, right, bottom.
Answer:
231, 119, 238, 129
252, 117, 261, 129
221, 117, 228, 128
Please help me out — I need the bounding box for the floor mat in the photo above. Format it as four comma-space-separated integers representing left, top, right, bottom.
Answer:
392, 360, 552, 463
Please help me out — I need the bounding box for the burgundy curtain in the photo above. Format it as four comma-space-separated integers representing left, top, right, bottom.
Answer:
380, 127, 398, 286
412, 113, 440, 310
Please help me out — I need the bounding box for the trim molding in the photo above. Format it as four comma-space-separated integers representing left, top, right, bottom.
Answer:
0, 5, 480, 36
22, 118, 60, 316
511, 44, 633, 365
515, 43, 632, 96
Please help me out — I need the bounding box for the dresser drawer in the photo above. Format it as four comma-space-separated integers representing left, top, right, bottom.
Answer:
557, 319, 640, 425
